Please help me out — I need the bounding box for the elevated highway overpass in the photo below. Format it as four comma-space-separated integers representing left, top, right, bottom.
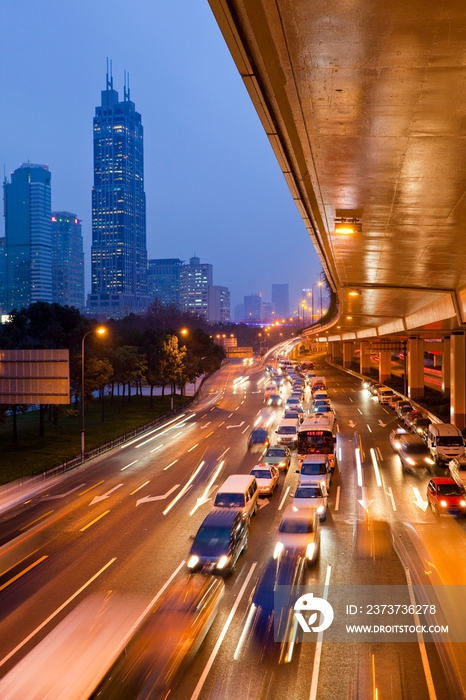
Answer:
208, 0, 466, 426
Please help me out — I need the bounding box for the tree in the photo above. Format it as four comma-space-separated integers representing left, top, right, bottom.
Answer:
111, 346, 147, 405
85, 356, 114, 421
158, 335, 186, 396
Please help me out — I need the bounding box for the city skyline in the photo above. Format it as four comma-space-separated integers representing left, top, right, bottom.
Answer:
0, 0, 322, 313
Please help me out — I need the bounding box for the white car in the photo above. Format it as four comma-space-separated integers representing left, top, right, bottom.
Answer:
249, 465, 280, 496
449, 456, 466, 489
389, 427, 408, 451
273, 505, 320, 564
292, 483, 328, 521
296, 455, 331, 491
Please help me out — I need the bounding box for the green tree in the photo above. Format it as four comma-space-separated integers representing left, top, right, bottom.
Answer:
159, 335, 186, 396
85, 356, 114, 421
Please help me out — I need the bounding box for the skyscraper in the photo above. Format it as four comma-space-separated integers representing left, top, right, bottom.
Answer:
208, 285, 230, 322
244, 293, 262, 322
147, 258, 184, 306
3, 163, 52, 312
179, 256, 213, 317
272, 283, 289, 319
51, 212, 85, 309
88, 68, 150, 316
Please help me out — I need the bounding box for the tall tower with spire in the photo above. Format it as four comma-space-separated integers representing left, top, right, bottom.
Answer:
88, 62, 150, 317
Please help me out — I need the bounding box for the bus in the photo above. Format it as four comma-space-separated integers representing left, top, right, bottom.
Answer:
297, 413, 337, 472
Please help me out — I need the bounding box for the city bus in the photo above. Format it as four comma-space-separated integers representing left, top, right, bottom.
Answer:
297, 413, 337, 472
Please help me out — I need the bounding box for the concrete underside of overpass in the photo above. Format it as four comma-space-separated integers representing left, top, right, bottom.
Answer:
208, 0, 466, 340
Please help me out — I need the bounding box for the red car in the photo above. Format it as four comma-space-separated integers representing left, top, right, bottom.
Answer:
426, 477, 466, 517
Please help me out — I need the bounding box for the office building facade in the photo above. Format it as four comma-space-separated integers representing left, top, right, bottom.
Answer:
179, 256, 213, 317
208, 285, 230, 322
272, 283, 289, 319
51, 212, 85, 309
147, 258, 184, 306
244, 293, 262, 322
3, 163, 52, 312
88, 71, 150, 317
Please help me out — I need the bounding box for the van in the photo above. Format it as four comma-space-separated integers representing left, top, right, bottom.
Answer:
275, 418, 299, 448
427, 424, 465, 464
377, 387, 395, 404
213, 474, 259, 520
187, 508, 248, 575
311, 376, 327, 393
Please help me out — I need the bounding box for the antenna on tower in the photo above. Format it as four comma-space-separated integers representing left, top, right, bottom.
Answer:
106, 58, 113, 90
124, 70, 131, 101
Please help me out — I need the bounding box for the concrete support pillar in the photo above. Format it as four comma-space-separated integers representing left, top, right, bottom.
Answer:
407, 338, 425, 399
330, 342, 342, 364
450, 333, 466, 430
360, 341, 371, 376
442, 338, 450, 396
343, 342, 354, 368
432, 354, 438, 368
379, 350, 392, 384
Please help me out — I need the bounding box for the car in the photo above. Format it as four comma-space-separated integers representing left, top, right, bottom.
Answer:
283, 405, 305, 422
398, 434, 435, 473
361, 378, 372, 390
412, 416, 432, 440
369, 383, 383, 395
312, 399, 332, 413
377, 387, 396, 404
426, 477, 466, 517
396, 403, 414, 419
262, 445, 291, 471
388, 394, 402, 409
291, 482, 328, 521
275, 419, 299, 448
296, 454, 332, 491
448, 456, 466, 489
314, 405, 335, 417
394, 400, 412, 415
403, 409, 423, 429
285, 397, 303, 411
249, 465, 280, 495
247, 427, 270, 453
273, 505, 320, 564
267, 393, 283, 407
187, 509, 249, 575
389, 427, 409, 451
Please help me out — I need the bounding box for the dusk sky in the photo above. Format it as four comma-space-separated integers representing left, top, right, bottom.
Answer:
0, 0, 323, 313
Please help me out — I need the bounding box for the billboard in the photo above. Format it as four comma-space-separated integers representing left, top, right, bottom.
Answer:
0, 349, 70, 404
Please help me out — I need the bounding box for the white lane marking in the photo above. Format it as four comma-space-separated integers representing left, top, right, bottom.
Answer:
136, 484, 180, 507
370, 448, 382, 487
171, 431, 183, 439
241, 424, 251, 434
190, 563, 257, 700
89, 484, 123, 506
278, 486, 291, 510
190, 461, 225, 516
150, 444, 164, 453
405, 568, 438, 700
348, 397, 353, 403
382, 408, 390, 414
336, 423, 340, 433
187, 443, 199, 452
120, 460, 138, 472
309, 564, 332, 700
376, 447, 384, 461
124, 413, 188, 448
130, 480, 150, 495
163, 461, 205, 515
367, 424, 372, 433
233, 603, 256, 660
133, 414, 196, 449
387, 486, 397, 511
42, 484, 86, 500
335, 486, 341, 511
357, 409, 363, 415
355, 448, 363, 487
338, 447, 342, 461
163, 459, 178, 471
0, 558, 117, 669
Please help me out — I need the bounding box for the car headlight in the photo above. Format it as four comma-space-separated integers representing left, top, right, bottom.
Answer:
394, 441, 401, 450
216, 556, 229, 570
440, 500, 447, 507
417, 428, 423, 434
425, 458, 435, 465
306, 543, 316, 560
317, 504, 325, 513
279, 461, 285, 466
406, 458, 415, 466
273, 542, 284, 559
187, 555, 199, 569
461, 500, 466, 507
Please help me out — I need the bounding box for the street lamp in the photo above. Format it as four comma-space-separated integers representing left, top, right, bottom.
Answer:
81, 326, 106, 456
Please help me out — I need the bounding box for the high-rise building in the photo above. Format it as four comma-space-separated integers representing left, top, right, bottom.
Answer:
51, 212, 85, 309
147, 258, 184, 306
3, 163, 52, 312
179, 256, 213, 317
88, 69, 150, 317
261, 302, 274, 323
244, 293, 262, 322
208, 285, 230, 322
272, 283, 289, 319
234, 303, 244, 322
0, 238, 5, 312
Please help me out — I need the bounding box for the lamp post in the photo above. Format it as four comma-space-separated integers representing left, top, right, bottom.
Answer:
81, 327, 106, 456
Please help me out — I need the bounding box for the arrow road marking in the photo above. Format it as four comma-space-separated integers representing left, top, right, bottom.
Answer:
378, 420, 387, 427
348, 420, 356, 428
43, 484, 86, 500
136, 484, 180, 507
190, 460, 225, 516
226, 421, 245, 429
200, 422, 211, 429
258, 497, 270, 509
413, 487, 429, 511
89, 484, 124, 506
357, 486, 373, 512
